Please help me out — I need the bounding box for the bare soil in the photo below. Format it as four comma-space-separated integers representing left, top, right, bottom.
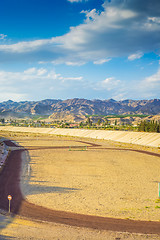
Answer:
0, 132, 160, 239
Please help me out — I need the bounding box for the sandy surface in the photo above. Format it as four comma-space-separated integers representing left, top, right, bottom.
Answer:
18, 135, 160, 221
1, 214, 160, 240
1, 131, 160, 239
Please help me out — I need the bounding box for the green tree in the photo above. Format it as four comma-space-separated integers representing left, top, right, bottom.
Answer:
97, 119, 101, 126
138, 120, 160, 133
86, 117, 92, 127
79, 122, 83, 128
0, 118, 5, 124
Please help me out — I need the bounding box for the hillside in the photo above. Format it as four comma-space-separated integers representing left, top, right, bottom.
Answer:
0, 98, 160, 119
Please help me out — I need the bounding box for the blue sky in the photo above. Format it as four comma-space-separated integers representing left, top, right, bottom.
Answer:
0, 0, 160, 102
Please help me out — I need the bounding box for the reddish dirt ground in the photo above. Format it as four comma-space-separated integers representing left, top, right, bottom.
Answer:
0, 139, 160, 235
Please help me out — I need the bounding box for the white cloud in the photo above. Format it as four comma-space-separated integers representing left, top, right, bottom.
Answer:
52, 60, 86, 66
148, 17, 160, 24
0, 0, 160, 64
0, 39, 54, 53
81, 9, 100, 22
23, 68, 49, 79
94, 77, 121, 91
112, 93, 126, 101
0, 93, 26, 102
37, 68, 47, 76
24, 68, 37, 75
132, 68, 160, 99
0, 68, 84, 101
101, 77, 120, 90
68, 0, 87, 2
0, 34, 7, 40
60, 76, 83, 82
144, 68, 160, 83
128, 52, 144, 61
98, 68, 160, 100
103, 78, 114, 84
93, 58, 111, 64
57, 0, 160, 61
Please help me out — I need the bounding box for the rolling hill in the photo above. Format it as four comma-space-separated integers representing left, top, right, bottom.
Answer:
0, 98, 160, 119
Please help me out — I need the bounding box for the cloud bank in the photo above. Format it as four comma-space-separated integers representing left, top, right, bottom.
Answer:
0, 68, 83, 101
0, 0, 160, 64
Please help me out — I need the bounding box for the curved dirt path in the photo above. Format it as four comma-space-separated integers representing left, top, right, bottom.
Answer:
0, 139, 160, 235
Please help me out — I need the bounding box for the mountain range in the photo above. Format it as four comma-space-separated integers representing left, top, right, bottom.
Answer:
0, 98, 160, 119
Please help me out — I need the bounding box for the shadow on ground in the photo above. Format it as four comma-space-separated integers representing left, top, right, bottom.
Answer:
0, 214, 16, 239
0, 235, 16, 240
22, 182, 80, 195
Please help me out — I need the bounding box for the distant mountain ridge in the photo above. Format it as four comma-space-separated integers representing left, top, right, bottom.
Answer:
0, 98, 160, 118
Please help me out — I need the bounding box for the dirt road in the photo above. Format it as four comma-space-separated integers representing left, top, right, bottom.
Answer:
0, 139, 160, 235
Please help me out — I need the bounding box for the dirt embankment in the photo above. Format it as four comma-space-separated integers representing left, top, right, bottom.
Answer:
0, 126, 160, 148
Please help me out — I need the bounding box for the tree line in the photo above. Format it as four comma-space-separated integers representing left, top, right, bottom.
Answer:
138, 120, 160, 133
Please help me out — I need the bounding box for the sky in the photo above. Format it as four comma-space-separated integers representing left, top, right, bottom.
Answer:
0, 0, 160, 102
